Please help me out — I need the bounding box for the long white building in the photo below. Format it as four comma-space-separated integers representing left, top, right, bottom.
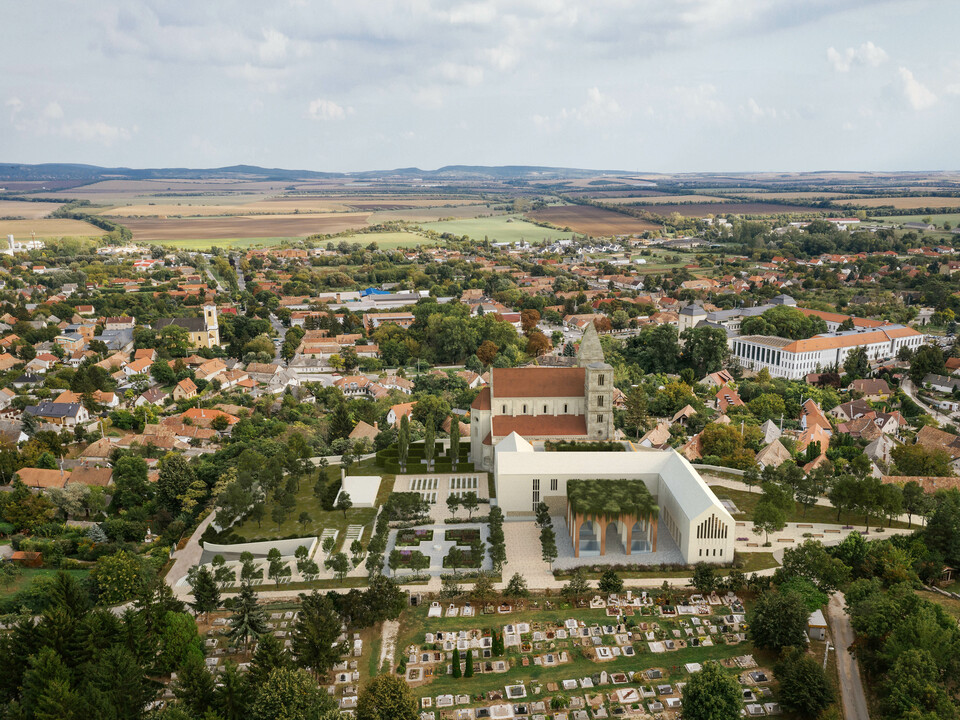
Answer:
733, 325, 924, 379
492, 433, 735, 565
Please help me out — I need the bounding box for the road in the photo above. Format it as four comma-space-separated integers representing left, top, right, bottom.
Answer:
827, 592, 870, 720
901, 378, 953, 425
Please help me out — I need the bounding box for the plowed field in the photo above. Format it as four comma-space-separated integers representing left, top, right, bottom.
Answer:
525, 205, 660, 235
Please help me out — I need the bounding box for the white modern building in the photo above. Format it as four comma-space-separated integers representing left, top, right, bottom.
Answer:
732, 325, 924, 379
492, 433, 735, 565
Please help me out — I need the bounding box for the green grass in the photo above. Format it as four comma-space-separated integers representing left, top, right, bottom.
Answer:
872, 212, 960, 229
230, 464, 394, 551
420, 214, 576, 244
161, 231, 437, 251
395, 596, 759, 699
558, 552, 778, 581
709, 485, 911, 530
330, 231, 440, 249
0, 568, 90, 598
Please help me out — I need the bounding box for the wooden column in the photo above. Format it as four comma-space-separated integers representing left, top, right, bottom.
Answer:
651, 515, 658, 552
625, 514, 634, 556
599, 516, 606, 556
573, 511, 581, 558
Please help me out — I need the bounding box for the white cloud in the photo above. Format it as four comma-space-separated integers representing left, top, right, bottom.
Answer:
307, 98, 352, 121
898, 67, 937, 110
827, 41, 888, 72
43, 102, 64, 120
563, 87, 620, 123
746, 98, 779, 119
670, 84, 728, 120
6, 97, 23, 114
258, 28, 288, 63
438, 62, 484, 86
483, 44, 518, 71
448, 2, 497, 25
59, 119, 131, 144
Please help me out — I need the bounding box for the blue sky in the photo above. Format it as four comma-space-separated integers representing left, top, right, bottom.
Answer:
2, 0, 957, 172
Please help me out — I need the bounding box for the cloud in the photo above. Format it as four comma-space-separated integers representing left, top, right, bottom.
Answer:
59, 119, 132, 144
307, 98, 352, 120
447, 2, 497, 25
483, 44, 519, 71
42, 102, 65, 120
258, 28, 288, 64
827, 41, 888, 72
898, 67, 937, 110
438, 62, 484, 86
745, 98, 781, 120
534, 87, 622, 131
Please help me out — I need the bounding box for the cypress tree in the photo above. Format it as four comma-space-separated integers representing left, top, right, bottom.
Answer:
464, 649, 473, 678
452, 646, 461, 678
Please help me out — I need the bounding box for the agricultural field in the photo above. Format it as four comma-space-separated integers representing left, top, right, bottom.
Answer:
0, 217, 106, 239
872, 212, 960, 228
100, 198, 353, 216
370, 204, 500, 223
121, 212, 370, 242
639, 202, 807, 218
606, 194, 730, 204
421, 214, 577, 243
710, 191, 861, 200
0, 200, 64, 218
524, 205, 660, 236
838, 196, 960, 209
328, 231, 440, 249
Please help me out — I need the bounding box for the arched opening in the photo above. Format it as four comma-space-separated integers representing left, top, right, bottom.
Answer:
631, 520, 651, 553
605, 522, 624, 555
578, 520, 600, 556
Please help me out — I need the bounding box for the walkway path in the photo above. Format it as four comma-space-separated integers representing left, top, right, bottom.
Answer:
828, 592, 871, 720
166, 510, 217, 595
902, 378, 953, 426
378, 619, 400, 675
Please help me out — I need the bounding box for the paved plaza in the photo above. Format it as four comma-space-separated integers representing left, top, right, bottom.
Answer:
384, 523, 492, 578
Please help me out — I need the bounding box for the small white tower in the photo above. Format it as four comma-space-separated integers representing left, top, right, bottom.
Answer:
203, 304, 220, 347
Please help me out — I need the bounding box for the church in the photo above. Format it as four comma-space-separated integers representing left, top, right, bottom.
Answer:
469, 323, 614, 472
155, 304, 221, 350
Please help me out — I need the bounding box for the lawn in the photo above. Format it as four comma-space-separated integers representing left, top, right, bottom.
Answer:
420, 214, 576, 244
160, 230, 438, 251
872, 212, 960, 229
395, 595, 760, 700
230, 462, 395, 552
709, 485, 911, 530
330, 231, 440, 249
559, 552, 778, 581
0, 567, 90, 599
916, 589, 960, 619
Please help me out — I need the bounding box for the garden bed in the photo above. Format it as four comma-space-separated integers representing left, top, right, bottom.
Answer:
397, 529, 435, 546
445, 528, 481, 544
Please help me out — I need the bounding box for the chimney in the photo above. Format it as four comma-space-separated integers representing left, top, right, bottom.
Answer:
374, 421, 378, 431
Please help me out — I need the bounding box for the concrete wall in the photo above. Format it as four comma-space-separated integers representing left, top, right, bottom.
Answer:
202, 536, 318, 558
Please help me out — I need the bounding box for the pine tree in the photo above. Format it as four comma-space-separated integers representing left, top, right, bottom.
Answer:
329, 402, 353, 441
227, 581, 268, 648
189, 565, 220, 620
291, 591, 347, 678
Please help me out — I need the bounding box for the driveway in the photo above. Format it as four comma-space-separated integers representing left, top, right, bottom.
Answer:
901, 378, 953, 426
828, 592, 870, 720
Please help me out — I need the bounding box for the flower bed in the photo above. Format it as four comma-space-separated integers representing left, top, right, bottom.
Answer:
396, 529, 434, 546
445, 528, 481, 544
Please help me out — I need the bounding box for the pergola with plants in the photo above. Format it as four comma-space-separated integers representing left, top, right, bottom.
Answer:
566, 479, 659, 557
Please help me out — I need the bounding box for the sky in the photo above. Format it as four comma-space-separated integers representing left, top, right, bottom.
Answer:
1, 0, 958, 173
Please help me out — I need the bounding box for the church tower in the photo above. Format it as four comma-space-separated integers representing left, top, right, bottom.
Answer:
578, 323, 614, 440
203, 304, 220, 348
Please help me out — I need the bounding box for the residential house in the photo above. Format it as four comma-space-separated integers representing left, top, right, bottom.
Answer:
173, 378, 198, 401
850, 378, 891, 401
756, 439, 792, 470
15, 467, 70, 490
135, 387, 170, 407
24, 402, 89, 428
387, 401, 416, 427
914, 425, 960, 471
716, 386, 744, 412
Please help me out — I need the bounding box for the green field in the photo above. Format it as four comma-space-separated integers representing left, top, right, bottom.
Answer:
159, 231, 436, 251
420, 214, 577, 244
0, 567, 90, 599
709, 485, 911, 530
230, 462, 394, 551
872, 212, 960, 229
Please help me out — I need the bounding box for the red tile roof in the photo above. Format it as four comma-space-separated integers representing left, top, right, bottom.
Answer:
471, 386, 491, 410
492, 367, 585, 398
492, 415, 587, 437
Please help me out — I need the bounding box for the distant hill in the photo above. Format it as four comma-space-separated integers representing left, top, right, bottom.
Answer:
0, 162, 632, 183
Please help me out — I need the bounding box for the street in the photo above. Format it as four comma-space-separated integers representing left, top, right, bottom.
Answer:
827, 592, 871, 720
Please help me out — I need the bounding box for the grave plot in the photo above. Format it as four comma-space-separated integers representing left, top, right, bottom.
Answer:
390, 590, 782, 720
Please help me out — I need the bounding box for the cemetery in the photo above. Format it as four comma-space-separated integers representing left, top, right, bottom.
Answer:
392, 590, 785, 719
